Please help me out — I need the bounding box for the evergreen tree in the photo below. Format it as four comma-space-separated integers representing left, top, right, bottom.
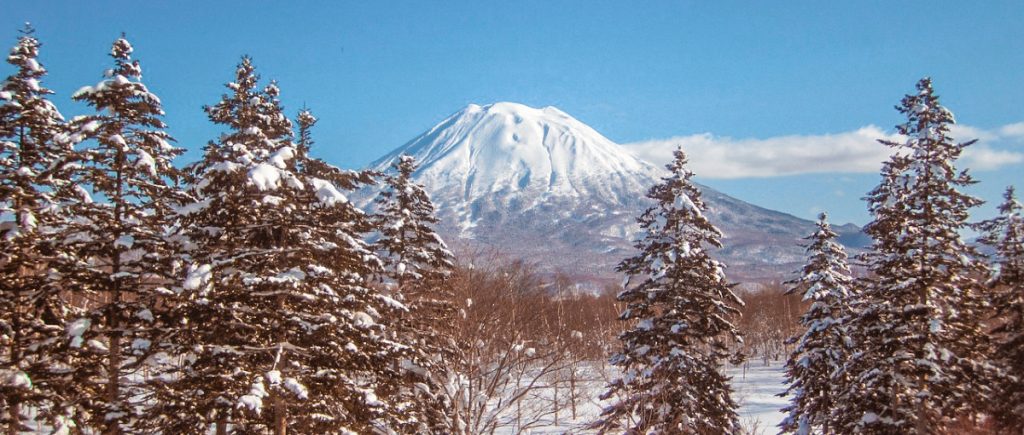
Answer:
371, 154, 457, 433
977, 186, 1024, 429
779, 212, 855, 435
836, 78, 991, 433
0, 24, 78, 434
151, 58, 406, 434
592, 148, 743, 434
60, 35, 184, 434
373, 154, 454, 289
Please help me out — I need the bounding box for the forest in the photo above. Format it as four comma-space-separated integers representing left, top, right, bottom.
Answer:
2, 26, 1023, 435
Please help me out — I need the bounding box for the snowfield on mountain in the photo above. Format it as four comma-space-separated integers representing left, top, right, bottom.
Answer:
367, 102, 867, 284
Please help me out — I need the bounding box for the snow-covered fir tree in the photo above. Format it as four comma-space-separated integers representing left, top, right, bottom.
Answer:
977, 186, 1024, 429
0, 24, 79, 433
779, 212, 855, 435
373, 154, 454, 289
59, 35, 184, 434
592, 148, 743, 434
151, 58, 406, 434
835, 78, 991, 433
371, 154, 457, 433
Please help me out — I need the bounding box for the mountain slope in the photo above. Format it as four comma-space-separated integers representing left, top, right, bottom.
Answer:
369, 102, 864, 283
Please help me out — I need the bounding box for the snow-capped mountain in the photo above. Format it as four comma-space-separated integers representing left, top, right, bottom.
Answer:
369, 102, 865, 283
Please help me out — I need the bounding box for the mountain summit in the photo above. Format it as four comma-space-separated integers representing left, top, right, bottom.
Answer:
371, 102, 864, 283
372, 102, 657, 200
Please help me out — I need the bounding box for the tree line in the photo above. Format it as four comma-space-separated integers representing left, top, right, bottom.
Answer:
0, 27, 471, 434
774, 78, 1023, 434
592, 77, 1022, 433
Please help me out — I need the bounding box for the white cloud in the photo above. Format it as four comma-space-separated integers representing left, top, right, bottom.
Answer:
963, 146, 1024, 170
624, 122, 1024, 179
948, 124, 1000, 142
998, 122, 1024, 138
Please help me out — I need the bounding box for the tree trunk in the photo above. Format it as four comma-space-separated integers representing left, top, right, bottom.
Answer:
552, 382, 559, 425
273, 395, 287, 435
106, 322, 122, 435
8, 401, 21, 435
570, 365, 577, 420
215, 412, 227, 435
105, 128, 129, 435
106, 275, 122, 435
9, 297, 23, 435
515, 400, 521, 433
915, 392, 931, 434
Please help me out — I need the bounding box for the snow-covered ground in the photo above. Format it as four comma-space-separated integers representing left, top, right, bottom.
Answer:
491, 361, 788, 434
22, 359, 786, 434
730, 361, 788, 433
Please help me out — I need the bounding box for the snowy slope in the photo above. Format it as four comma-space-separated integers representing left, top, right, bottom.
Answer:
370, 102, 657, 217
369, 102, 864, 283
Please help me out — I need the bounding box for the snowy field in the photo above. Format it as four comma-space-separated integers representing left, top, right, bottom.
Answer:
491, 361, 787, 434
20, 361, 788, 434
730, 362, 788, 433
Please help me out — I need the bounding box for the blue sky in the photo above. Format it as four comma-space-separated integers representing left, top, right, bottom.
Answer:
4, 1, 1022, 225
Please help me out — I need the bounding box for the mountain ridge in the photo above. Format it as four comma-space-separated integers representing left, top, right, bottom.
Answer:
368, 102, 866, 284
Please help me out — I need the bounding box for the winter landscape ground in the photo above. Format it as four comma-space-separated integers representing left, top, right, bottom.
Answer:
17, 362, 787, 434
484, 363, 787, 434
